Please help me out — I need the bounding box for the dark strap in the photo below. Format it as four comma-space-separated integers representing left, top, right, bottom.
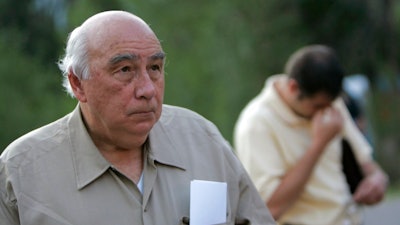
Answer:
341, 139, 364, 194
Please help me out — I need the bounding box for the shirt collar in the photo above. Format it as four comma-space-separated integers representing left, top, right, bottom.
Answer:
68, 104, 111, 190
147, 106, 186, 171
262, 74, 309, 126
68, 104, 186, 190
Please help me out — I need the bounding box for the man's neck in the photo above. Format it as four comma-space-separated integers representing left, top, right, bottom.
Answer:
99, 144, 145, 184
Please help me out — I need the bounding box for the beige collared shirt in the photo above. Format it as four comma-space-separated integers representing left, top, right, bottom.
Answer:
234, 75, 372, 225
1, 104, 276, 225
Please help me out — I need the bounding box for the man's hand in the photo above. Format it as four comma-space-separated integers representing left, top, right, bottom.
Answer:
311, 108, 343, 150
353, 163, 388, 205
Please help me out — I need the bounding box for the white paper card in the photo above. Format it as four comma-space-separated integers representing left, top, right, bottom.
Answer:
190, 180, 227, 225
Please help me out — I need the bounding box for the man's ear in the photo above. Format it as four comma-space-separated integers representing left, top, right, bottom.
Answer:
68, 73, 87, 102
287, 78, 300, 95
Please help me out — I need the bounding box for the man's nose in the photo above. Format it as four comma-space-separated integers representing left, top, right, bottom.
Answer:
135, 71, 156, 99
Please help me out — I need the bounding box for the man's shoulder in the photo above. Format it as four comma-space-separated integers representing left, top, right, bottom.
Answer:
155, 105, 235, 166
158, 104, 221, 138
1, 114, 70, 167
160, 104, 212, 126
161, 104, 204, 118
237, 93, 278, 126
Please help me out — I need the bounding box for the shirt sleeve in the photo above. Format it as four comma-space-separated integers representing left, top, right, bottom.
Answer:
236, 164, 277, 225
0, 161, 20, 225
234, 110, 287, 201
335, 98, 373, 164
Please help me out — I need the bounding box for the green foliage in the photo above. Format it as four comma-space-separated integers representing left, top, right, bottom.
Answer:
0, 34, 76, 150
67, 0, 124, 28
0, 0, 62, 65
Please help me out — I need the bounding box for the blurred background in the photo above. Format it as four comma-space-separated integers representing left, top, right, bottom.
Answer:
1, 0, 399, 190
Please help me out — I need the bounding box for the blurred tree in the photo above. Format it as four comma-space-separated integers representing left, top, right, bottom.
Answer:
297, 0, 379, 80
0, 0, 68, 150
0, 36, 75, 150
67, 0, 123, 28
0, 0, 64, 65
381, 0, 399, 77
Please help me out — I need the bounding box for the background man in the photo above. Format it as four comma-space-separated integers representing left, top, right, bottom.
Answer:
234, 45, 388, 225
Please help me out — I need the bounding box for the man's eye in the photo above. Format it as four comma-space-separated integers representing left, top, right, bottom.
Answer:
121, 66, 131, 72
150, 65, 160, 71
113, 66, 135, 82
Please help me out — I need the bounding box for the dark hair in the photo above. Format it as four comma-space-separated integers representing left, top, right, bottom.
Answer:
284, 45, 344, 99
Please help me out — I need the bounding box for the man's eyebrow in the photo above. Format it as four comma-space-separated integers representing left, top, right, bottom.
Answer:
109, 52, 165, 65
109, 53, 138, 65
149, 51, 166, 61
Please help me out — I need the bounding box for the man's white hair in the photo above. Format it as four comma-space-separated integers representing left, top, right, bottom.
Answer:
57, 26, 90, 98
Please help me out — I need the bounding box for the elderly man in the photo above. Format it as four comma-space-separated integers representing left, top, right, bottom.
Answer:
0, 11, 275, 225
